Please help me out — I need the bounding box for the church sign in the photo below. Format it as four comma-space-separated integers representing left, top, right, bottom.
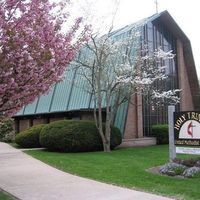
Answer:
174, 111, 200, 146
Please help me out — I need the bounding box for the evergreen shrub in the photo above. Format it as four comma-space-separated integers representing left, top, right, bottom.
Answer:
40, 120, 122, 152
151, 124, 168, 144
15, 124, 46, 148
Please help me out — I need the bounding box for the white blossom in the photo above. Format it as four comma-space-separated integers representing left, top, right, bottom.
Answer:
154, 47, 175, 60
152, 89, 181, 104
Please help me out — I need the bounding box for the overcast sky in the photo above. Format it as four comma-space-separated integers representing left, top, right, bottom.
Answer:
74, 0, 200, 78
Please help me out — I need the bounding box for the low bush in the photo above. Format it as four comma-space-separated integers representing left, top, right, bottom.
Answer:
0, 118, 15, 142
183, 167, 200, 178
173, 157, 200, 167
40, 120, 122, 152
15, 124, 46, 148
160, 157, 200, 178
159, 162, 187, 176
110, 126, 122, 149
151, 124, 168, 144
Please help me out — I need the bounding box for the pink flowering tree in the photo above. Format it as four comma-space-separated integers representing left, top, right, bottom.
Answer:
0, 0, 88, 117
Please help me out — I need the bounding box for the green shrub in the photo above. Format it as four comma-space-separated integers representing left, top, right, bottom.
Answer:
110, 126, 122, 149
15, 124, 46, 148
0, 118, 15, 142
151, 124, 168, 144
40, 120, 122, 152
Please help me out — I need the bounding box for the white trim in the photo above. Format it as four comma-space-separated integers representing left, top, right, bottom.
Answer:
176, 147, 200, 155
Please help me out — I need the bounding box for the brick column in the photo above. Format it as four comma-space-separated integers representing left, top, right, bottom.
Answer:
177, 40, 194, 111
137, 94, 143, 138
123, 94, 143, 139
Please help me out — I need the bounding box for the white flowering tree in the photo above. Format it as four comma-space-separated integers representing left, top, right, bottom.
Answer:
74, 25, 180, 152
117, 47, 180, 104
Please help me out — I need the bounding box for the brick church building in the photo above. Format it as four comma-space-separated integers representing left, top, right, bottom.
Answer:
13, 11, 200, 146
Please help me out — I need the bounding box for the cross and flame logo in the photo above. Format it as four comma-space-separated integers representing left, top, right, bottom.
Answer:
187, 121, 195, 138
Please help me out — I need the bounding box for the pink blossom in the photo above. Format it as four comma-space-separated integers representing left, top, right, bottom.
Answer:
0, 0, 89, 116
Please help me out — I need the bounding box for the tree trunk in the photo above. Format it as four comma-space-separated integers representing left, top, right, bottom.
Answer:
104, 94, 111, 152
103, 141, 111, 152
95, 66, 111, 152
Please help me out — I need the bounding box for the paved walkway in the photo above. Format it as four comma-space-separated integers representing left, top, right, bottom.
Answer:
0, 142, 173, 200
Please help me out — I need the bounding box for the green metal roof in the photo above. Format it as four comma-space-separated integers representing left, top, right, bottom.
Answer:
67, 70, 92, 110
49, 70, 74, 112
14, 12, 165, 134
36, 86, 55, 113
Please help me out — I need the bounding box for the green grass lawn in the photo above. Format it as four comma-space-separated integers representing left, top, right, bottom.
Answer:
26, 145, 200, 200
0, 190, 15, 200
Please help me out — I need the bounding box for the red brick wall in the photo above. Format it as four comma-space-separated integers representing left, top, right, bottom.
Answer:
81, 113, 94, 121
19, 119, 30, 132
137, 94, 143, 138
177, 40, 194, 111
124, 94, 143, 139
33, 118, 48, 126
49, 118, 65, 123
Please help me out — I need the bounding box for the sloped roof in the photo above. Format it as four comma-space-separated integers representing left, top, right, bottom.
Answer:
14, 11, 200, 133
15, 12, 160, 117
14, 11, 148, 133
152, 11, 200, 110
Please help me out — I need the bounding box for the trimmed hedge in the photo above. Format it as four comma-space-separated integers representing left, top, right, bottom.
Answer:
151, 124, 168, 144
15, 124, 46, 148
40, 120, 122, 152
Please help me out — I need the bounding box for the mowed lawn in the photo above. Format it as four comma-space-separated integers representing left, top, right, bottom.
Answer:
0, 190, 15, 200
26, 145, 199, 200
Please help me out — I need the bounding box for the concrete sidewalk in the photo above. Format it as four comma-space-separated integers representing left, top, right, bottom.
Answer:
0, 142, 173, 200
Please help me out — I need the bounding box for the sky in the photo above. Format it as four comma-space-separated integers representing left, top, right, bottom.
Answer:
73, 0, 200, 79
